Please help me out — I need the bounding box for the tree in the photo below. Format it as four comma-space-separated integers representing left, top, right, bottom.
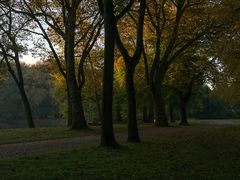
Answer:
208, 0, 240, 103
0, 59, 6, 84
143, 0, 224, 127
83, 51, 103, 124
97, 0, 119, 147
164, 52, 215, 125
24, 62, 59, 119
0, 2, 35, 128
115, 0, 146, 142
98, 0, 147, 146
15, 0, 102, 130
113, 56, 125, 123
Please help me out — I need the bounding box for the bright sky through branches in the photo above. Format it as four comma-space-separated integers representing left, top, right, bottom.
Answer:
20, 54, 40, 65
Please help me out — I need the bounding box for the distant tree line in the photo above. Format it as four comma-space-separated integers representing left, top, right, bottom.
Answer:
1, 63, 240, 128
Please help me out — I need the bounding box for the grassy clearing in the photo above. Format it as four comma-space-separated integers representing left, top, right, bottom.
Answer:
0, 120, 237, 145
0, 123, 153, 145
0, 127, 99, 145
1, 126, 240, 179
0, 120, 229, 145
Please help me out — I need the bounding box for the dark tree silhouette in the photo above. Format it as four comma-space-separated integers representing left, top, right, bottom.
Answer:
0, 5, 35, 128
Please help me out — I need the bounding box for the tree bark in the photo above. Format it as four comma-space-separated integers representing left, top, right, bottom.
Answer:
153, 87, 169, 127
149, 30, 169, 127
18, 85, 35, 128
148, 1, 188, 127
152, 65, 169, 127
115, 0, 146, 142
95, 93, 102, 123
125, 63, 140, 142
142, 102, 148, 123
70, 90, 88, 129
66, 85, 72, 127
179, 100, 189, 126
179, 84, 193, 126
5, 48, 35, 128
100, 0, 118, 147
148, 103, 154, 123
65, 9, 88, 130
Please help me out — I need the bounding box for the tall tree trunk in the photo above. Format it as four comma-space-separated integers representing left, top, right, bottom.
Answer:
179, 101, 189, 126
65, 10, 88, 130
149, 29, 169, 127
115, 103, 122, 122
70, 89, 88, 129
5, 51, 35, 128
18, 85, 35, 128
153, 85, 169, 127
151, 60, 169, 127
148, 103, 154, 123
95, 93, 102, 123
179, 84, 193, 126
100, 0, 118, 147
142, 102, 148, 123
66, 84, 72, 127
90, 56, 102, 123
169, 104, 175, 123
115, 0, 146, 142
125, 63, 140, 142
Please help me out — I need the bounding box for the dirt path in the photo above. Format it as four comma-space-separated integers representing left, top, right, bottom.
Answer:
0, 135, 101, 160
0, 132, 128, 160
0, 121, 237, 160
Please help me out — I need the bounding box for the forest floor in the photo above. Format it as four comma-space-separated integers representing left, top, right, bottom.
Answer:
0, 120, 240, 179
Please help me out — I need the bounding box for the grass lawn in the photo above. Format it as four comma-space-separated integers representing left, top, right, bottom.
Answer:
0, 127, 99, 145
0, 123, 152, 145
1, 125, 240, 179
0, 124, 130, 145
0, 120, 207, 145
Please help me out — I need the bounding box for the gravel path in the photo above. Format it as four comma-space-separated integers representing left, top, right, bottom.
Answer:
0, 120, 237, 160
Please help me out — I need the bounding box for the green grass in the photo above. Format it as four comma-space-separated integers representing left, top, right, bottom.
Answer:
0, 127, 100, 145
0, 123, 153, 145
1, 126, 240, 179
0, 120, 232, 145
0, 119, 238, 145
